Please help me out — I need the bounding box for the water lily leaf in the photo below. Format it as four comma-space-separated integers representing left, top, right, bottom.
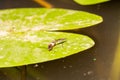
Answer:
0, 8, 97, 67
0, 8, 102, 30
74, 0, 109, 5
0, 31, 94, 67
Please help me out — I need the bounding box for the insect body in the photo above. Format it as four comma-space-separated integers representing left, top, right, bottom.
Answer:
48, 38, 66, 51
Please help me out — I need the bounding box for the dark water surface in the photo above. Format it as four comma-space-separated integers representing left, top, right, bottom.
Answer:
0, 0, 120, 80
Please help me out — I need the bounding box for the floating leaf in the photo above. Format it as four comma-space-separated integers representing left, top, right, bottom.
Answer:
0, 8, 102, 31
0, 8, 99, 67
0, 31, 94, 67
74, 0, 109, 5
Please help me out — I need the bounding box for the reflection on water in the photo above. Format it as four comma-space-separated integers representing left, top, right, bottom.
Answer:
110, 20, 120, 80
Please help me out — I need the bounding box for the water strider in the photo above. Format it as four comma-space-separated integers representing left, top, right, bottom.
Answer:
48, 38, 66, 51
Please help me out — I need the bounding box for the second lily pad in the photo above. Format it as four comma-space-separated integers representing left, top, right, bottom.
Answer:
74, 0, 109, 5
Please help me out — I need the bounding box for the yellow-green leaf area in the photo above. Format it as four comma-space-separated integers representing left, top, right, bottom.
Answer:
0, 8, 102, 30
74, 0, 109, 5
0, 8, 96, 68
0, 31, 94, 68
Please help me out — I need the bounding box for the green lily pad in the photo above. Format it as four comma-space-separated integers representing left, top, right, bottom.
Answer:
0, 8, 100, 67
0, 8, 102, 30
74, 0, 109, 5
0, 31, 94, 67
